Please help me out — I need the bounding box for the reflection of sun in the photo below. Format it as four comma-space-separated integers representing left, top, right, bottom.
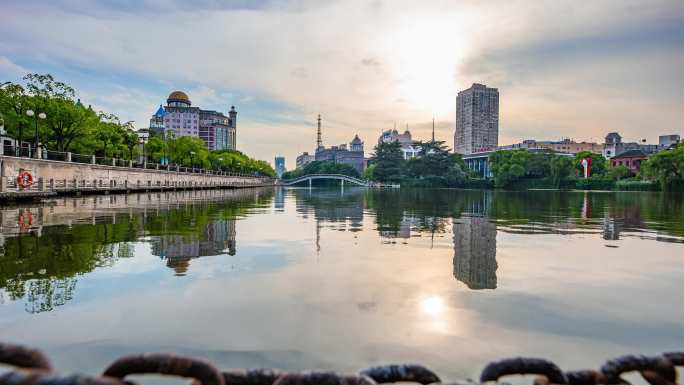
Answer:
389, 20, 467, 115
420, 295, 445, 316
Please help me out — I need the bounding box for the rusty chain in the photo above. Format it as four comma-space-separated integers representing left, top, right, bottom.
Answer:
0, 342, 680, 385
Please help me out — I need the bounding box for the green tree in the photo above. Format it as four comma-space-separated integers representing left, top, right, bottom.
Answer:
606, 165, 632, 181
574, 151, 608, 177
549, 156, 575, 188
642, 142, 684, 190
371, 141, 404, 182
489, 150, 530, 188
0, 82, 31, 144
121, 125, 139, 160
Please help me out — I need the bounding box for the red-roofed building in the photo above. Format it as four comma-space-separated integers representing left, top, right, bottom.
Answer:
610, 149, 648, 174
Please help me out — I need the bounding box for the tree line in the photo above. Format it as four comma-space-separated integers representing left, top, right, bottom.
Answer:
0, 74, 275, 177
364, 140, 683, 191
366, 141, 469, 187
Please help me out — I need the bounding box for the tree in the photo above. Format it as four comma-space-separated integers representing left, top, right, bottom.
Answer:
489, 150, 530, 188
549, 156, 575, 188
95, 113, 124, 157
642, 142, 684, 190
606, 165, 632, 181
371, 141, 404, 182
574, 151, 608, 177
121, 126, 139, 160
0, 82, 31, 144
44, 98, 97, 152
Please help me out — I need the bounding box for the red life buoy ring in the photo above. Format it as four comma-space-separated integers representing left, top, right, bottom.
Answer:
18, 209, 33, 229
16, 171, 33, 189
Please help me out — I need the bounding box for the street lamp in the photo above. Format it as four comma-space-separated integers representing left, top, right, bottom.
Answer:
217, 157, 223, 171
190, 151, 196, 171
26, 109, 46, 158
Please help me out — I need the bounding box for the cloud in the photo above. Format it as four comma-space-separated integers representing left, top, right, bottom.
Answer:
0, 56, 30, 80
0, 0, 682, 167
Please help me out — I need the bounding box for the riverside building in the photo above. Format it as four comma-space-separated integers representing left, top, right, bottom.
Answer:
149, 91, 237, 151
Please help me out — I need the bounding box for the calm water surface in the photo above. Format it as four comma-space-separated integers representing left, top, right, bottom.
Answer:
0, 188, 682, 380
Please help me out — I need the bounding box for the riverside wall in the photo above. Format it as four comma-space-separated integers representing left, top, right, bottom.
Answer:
0, 156, 274, 199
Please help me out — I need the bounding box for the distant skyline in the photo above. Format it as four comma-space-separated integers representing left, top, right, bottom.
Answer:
1, 0, 682, 168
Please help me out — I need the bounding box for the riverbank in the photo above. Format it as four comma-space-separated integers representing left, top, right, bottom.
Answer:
0, 155, 275, 202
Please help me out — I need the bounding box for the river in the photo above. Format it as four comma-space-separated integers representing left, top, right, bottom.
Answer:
0, 188, 682, 381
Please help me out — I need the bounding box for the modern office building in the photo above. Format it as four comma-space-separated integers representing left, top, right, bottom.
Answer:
455, 83, 499, 155
659, 134, 681, 148
149, 91, 236, 151
275, 156, 286, 178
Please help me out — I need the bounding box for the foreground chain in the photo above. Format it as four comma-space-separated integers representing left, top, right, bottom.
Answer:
0, 342, 680, 385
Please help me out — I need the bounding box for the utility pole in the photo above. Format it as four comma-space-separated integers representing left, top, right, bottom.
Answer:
316, 114, 323, 150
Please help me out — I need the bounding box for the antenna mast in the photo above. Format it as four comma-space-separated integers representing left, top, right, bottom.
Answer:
316, 114, 323, 149
432, 117, 435, 142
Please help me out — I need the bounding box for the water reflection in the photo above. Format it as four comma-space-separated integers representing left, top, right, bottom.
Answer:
151, 219, 237, 276
453, 216, 497, 290
0, 189, 273, 312
1, 188, 683, 315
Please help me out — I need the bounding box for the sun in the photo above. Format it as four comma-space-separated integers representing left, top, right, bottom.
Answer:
388, 20, 467, 115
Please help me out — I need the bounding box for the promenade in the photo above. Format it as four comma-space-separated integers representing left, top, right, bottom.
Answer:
0, 154, 274, 200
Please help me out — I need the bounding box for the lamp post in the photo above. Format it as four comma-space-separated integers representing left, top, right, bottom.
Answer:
217, 157, 223, 172
26, 109, 46, 158
190, 151, 196, 171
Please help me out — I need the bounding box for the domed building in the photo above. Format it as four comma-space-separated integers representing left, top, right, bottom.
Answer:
149, 91, 237, 151
166, 91, 192, 107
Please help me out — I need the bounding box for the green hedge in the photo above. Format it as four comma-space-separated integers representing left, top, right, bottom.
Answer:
575, 178, 615, 190
507, 177, 576, 190
615, 180, 659, 191
462, 178, 494, 189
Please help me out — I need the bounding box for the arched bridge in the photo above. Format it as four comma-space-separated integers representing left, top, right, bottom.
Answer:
280, 174, 370, 187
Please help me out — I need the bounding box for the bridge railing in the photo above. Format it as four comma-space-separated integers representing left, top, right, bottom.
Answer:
280, 174, 370, 186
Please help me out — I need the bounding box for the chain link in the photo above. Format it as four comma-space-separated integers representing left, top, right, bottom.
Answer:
0, 342, 680, 385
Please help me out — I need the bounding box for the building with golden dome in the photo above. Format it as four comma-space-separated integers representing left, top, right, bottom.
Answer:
149, 90, 237, 151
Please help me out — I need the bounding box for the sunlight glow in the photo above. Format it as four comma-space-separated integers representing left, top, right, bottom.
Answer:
420, 295, 445, 316
388, 20, 467, 115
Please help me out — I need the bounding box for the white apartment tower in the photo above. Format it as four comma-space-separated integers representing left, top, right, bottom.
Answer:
454, 83, 499, 155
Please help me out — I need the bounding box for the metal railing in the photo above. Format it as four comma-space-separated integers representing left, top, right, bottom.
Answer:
0, 145, 272, 179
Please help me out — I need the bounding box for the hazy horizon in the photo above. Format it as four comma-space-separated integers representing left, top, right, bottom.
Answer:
1, 0, 682, 168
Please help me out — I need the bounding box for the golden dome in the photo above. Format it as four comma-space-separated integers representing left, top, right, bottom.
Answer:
167, 91, 191, 105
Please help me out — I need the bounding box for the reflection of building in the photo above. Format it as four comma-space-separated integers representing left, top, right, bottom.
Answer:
149, 91, 237, 150
275, 156, 286, 178
380, 215, 414, 239
602, 205, 644, 241
274, 187, 285, 209
452, 216, 497, 290
455, 83, 499, 155
151, 219, 237, 275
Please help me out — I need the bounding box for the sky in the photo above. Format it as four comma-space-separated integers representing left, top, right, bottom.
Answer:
1, 0, 683, 168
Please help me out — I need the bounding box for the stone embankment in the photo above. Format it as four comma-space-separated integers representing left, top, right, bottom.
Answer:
0, 155, 274, 200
